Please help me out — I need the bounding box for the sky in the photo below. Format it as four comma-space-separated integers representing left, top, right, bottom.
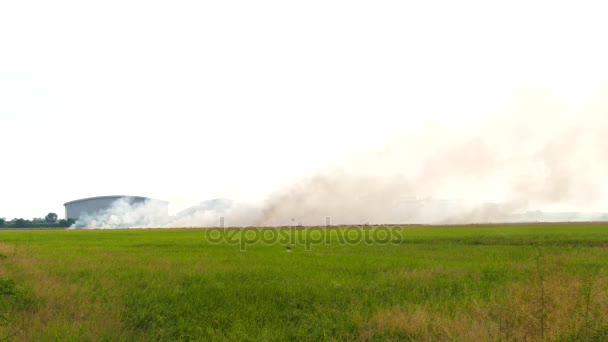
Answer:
1, 0, 608, 220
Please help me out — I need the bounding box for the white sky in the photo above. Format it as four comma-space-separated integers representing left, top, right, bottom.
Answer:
1, 0, 608, 218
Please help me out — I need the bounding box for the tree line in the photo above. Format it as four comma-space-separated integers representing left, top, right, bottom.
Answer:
0, 213, 76, 228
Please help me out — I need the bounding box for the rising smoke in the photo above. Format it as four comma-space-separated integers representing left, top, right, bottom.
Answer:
71, 198, 171, 229
72, 90, 608, 228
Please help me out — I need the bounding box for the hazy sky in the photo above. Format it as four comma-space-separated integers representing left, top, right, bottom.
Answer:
1, 0, 607, 219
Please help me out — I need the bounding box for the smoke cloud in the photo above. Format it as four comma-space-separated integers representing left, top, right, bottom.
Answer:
72, 90, 608, 228
71, 198, 171, 229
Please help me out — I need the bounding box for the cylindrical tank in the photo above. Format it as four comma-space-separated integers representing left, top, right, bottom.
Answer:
63, 195, 168, 219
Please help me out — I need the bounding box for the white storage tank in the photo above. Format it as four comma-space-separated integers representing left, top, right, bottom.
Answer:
64, 195, 168, 220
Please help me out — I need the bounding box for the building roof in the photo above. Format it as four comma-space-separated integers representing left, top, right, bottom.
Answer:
63, 196, 168, 206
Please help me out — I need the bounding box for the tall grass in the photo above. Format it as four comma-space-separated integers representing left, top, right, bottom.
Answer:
535, 246, 546, 340
0, 224, 607, 340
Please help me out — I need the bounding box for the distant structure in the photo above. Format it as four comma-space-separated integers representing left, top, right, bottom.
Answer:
175, 198, 232, 218
64, 196, 168, 220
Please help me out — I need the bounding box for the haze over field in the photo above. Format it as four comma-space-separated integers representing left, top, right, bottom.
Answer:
72, 95, 608, 228
2, 1, 608, 225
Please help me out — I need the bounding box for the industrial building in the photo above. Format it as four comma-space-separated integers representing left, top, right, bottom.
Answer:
175, 198, 232, 217
64, 195, 168, 220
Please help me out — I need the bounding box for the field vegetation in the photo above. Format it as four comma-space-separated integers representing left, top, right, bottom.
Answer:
1, 224, 607, 341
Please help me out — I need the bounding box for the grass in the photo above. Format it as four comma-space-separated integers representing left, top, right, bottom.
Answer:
0, 224, 607, 340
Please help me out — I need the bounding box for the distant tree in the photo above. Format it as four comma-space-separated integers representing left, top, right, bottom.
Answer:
14, 218, 28, 228
0, 217, 5, 227
58, 218, 76, 228
45, 212, 58, 224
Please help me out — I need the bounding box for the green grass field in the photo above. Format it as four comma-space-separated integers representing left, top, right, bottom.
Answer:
1, 224, 607, 341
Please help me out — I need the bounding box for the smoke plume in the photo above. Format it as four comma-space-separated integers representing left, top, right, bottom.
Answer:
72, 90, 608, 228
